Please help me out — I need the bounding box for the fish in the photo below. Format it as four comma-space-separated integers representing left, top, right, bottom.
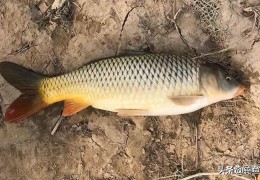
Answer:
0, 53, 245, 122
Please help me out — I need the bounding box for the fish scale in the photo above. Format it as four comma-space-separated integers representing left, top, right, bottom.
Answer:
39, 54, 201, 110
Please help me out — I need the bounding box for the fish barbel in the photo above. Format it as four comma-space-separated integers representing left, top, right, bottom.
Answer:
0, 53, 245, 122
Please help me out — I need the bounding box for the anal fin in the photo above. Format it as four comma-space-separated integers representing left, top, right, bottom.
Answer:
116, 109, 148, 116
63, 99, 89, 116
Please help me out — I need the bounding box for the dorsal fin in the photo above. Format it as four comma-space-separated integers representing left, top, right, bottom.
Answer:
118, 51, 148, 56
63, 99, 89, 116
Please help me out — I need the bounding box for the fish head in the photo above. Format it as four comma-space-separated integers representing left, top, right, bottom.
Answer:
200, 63, 245, 103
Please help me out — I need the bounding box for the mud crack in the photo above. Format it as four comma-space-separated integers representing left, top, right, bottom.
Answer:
116, 5, 143, 55
120, 6, 139, 40
90, 136, 107, 151
167, 6, 197, 54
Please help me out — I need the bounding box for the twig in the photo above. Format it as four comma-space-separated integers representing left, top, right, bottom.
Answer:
181, 152, 184, 172
155, 174, 182, 180
51, 115, 63, 135
156, 172, 253, 180
9, 42, 37, 55
195, 125, 198, 168
70, 1, 81, 10
180, 172, 219, 180
191, 46, 232, 60
180, 173, 253, 180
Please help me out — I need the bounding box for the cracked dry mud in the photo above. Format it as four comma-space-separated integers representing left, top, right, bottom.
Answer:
0, 0, 260, 179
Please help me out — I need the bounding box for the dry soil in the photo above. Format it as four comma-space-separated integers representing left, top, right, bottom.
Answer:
0, 0, 260, 179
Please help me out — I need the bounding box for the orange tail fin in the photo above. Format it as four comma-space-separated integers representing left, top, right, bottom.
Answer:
0, 62, 48, 122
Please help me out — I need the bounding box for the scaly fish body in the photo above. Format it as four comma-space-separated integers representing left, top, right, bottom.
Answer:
0, 53, 245, 122
40, 54, 203, 116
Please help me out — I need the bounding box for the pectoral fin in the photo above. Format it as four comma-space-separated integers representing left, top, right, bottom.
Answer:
63, 99, 89, 116
116, 109, 148, 116
169, 95, 204, 106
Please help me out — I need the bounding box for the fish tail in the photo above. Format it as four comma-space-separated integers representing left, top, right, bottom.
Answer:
0, 62, 48, 122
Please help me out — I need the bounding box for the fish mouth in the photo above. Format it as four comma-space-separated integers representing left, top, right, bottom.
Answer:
234, 85, 245, 97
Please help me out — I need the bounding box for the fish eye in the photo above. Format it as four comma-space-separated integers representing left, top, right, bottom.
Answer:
226, 76, 231, 81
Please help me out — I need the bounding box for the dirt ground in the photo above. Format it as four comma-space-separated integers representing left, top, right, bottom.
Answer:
0, 0, 260, 179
